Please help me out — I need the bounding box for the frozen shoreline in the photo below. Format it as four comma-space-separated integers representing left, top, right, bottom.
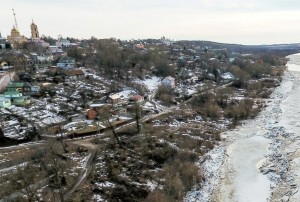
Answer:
186, 53, 300, 202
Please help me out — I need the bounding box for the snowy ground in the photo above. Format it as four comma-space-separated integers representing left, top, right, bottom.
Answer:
186, 53, 300, 202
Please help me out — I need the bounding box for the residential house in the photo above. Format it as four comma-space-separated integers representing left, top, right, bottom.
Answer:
0, 97, 11, 108
31, 86, 40, 95
35, 74, 47, 81
221, 72, 235, 81
127, 95, 144, 112
87, 109, 97, 120
6, 82, 32, 96
29, 53, 52, 64
129, 95, 144, 103
108, 94, 121, 105
29, 52, 38, 64
90, 103, 111, 115
4, 91, 22, 98
49, 46, 63, 55
3, 90, 31, 106
162, 76, 175, 88
134, 44, 145, 50
56, 39, 71, 48
37, 54, 53, 63
63, 69, 84, 80
57, 56, 76, 69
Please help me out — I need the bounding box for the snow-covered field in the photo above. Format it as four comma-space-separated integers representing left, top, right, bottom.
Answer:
186, 53, 300, 202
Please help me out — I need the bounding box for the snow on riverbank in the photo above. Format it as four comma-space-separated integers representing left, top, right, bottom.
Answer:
186, 55, 300, 202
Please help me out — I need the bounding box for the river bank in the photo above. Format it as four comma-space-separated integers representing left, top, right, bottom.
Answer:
186, 53, 300, 202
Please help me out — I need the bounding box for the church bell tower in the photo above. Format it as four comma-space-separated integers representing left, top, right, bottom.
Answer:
31, 20, 40, 39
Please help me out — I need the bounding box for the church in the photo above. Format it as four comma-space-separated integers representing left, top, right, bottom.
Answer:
29, 20, 49, 48
6, 9, 48, 48
6, 26, 27, 45
30, 20, 40, 41
6, 9, 27, 46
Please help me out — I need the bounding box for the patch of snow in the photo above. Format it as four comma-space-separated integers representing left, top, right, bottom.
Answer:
134, 76, 161, 91
146, 180, 158, 191
95, 181, 115, 188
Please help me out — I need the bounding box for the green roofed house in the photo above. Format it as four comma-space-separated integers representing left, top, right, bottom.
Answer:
3, 91, 31, 106
6, 82, 32, 96
0, 97, 11, 108
4, 91, 22, 98
3, 82, 33, 106
57, 56, 76, 69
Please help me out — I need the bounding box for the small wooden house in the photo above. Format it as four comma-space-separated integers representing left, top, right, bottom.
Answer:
162, 76, 175, 88
108, 94, 121, 105
129, 95, 144, 103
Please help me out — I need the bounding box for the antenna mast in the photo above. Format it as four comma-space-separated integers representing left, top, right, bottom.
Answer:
12, 8, 19, 30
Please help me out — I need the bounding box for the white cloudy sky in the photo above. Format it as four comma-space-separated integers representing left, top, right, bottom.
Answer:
1, 0, 300, 45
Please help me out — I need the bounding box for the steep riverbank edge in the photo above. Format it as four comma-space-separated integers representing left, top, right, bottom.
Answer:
185, 65, 298, 202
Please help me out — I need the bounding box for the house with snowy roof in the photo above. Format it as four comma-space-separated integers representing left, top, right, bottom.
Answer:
56, 39, 71, 48
221, 72, 235, 81
108, 94, 121, 105
162, 76, 175, 88
49, 45, 63, 55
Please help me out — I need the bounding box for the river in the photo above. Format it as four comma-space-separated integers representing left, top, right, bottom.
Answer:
185, 53, 300, 202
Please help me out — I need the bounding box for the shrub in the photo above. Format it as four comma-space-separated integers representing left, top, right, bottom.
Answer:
164, 175, 185, 200
191, 92, 212, 107
155, 85, 174, 106
145, 191, 172, 202
247, 81, 262, 92
162, 159, 202, 200
180, 162, 202, 190
204, 102, 222, 119
225, 99, 253, 120
146, 144, 177, 164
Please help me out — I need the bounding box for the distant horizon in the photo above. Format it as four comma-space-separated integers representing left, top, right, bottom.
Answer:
2, 33, 300, 47
2, 0, 300, 46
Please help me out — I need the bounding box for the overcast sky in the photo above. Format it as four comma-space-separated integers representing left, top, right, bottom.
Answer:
1, 0, 300, 45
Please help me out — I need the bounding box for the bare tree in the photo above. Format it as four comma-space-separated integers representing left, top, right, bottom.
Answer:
10, 163, 43, 202
105, 115, 121, 146
41, 140, 68, 202
57, 124, 68, 153
99, 108, 122, 147
134, 102, 142, 134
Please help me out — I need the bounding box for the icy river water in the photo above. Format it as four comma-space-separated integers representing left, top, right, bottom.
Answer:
186, 53, 300, 202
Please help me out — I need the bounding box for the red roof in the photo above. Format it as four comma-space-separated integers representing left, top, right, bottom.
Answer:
87, 109, 97, 120
64, 69, 84, 76
129, 95, 144, 101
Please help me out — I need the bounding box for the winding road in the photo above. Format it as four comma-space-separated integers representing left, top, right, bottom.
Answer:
64, 140, 98, 200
